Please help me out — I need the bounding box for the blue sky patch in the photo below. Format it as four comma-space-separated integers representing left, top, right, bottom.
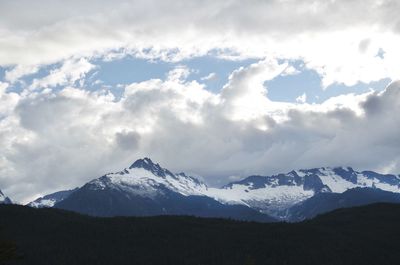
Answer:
267, 65, 391, 104
1, 56, 392, 104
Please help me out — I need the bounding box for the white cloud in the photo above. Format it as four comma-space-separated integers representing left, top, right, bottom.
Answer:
0, 82, 19, 117
296, 93, 307, 103
1, 58, 400, 202
2, 1, 400, 202
282, 65, 300, 76
201, 72, 217, 81
5, 65, 39, 83
29, 58, 95, 90
1, 0, 400, 85
220, 59, 288, 121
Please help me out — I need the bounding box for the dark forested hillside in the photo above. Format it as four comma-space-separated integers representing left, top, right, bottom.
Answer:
285, 187, 400, 221
1, 203, 400, 265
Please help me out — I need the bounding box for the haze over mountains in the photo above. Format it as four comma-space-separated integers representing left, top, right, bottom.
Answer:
9, 157, 398, 222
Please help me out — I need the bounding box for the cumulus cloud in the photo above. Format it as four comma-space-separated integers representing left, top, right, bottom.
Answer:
1, 57, 400, 202
5, 65, 39, 83
0, 82, 19, 116
1, 0, 400, 85
1, 0, 400, 202
220, 59, 288, 121
29, 58, 95, 90
296, 93, 307, 104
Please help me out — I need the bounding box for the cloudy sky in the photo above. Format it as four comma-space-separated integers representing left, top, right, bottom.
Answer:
1, 0, 400, 203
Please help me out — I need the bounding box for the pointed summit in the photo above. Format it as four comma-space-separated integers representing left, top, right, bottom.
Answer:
129, 157, 155, 169
129, 157, 173, 177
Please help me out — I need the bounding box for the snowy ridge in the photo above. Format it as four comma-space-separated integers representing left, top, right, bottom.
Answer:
204, 167, 400, 217
81, 160, 400, 218
205, 185, 314, 212
308, 167, 400, 193
86, 158, 208, 199
29, 199, 56, 208
28, 188, 78, 208
27, 158, 400, 220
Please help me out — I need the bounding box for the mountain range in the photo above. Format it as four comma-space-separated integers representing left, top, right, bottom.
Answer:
211, 166, 400, 219
3, 157, 400, 221
54, 158, 275, 222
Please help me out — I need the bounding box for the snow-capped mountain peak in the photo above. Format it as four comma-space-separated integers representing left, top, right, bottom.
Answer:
26, 160, 400, 221
87, 158, 208, 198
205, 166, 400, 218
129, 157, 174, 178
52, 158, 276, 222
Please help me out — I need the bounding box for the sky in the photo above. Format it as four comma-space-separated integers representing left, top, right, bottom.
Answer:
1, 0, 400, 203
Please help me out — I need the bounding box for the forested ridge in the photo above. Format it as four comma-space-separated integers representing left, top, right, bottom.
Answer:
1, 203, 400, 265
